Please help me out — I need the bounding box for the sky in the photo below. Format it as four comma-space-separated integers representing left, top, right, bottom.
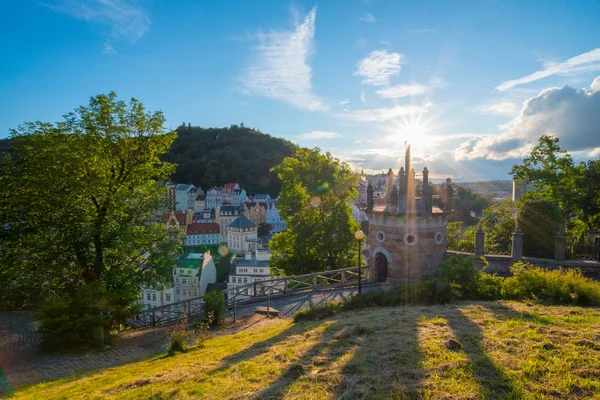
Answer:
1, 0, 600, 181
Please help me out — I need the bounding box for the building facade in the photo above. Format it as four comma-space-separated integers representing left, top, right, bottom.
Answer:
185, 223, 220, 246
227, 215, 258, 255
245, 202, 267, 226
266, 203, 286, 234
217, 205, 242, 243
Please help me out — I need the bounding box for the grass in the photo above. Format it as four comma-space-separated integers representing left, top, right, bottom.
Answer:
10, 301, 600, 399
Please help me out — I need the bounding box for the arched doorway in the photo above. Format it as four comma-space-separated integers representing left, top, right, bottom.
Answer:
375, 252, 388, 282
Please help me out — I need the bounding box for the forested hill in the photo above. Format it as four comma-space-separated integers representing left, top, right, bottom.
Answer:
162, 124, 297, 196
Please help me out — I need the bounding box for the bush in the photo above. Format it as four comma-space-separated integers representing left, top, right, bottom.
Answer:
502, 262, 600, 306
38, 283, 109, 350
439, 255, 481, 299
476, 273, 504, 300
293, 303, 340, 322
204, 291, 225, 327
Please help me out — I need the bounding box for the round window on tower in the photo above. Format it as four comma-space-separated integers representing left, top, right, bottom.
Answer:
376, 231, 385, 243
404, 233, 417, 246
435, 232, 444, 245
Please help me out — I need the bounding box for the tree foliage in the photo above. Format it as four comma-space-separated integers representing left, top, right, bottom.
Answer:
511, 135, 600, 234
518, 199, 562, 258
434, 184, 490, 226
162, 124, 296, 196
257, 222, 272, 237
269, 148, 360, 275
0, 93, 180, 341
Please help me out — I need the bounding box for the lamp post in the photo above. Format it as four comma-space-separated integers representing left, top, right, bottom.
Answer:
354, 230, 365, 294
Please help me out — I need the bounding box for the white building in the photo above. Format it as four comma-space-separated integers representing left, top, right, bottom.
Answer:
267, 203, 287, 234
173, 252, 217, 301
140, 285, 176, 310
185, 223, 220, 246
227, 250, 283, 299
217, 205, 241, 243
175, 184, 196, 211
227, 215, 257, 255
205, 187, 222, 210
252, 194, 272, 205
351, 203, 369, 224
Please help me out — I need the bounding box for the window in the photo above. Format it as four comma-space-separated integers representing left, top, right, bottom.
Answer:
243, 277, 248, 283
176, 289, 180, 294
182, 279, 187, 284
166, 294, 171, 301
152, 293, 156, 301
180, 269, 184, 274
194, 289, 198, 296
183, 289, 187, 296
404, 233, 418, 246
146, 293, 151, 301
253, 268, 257, 273
260, 269, 263, 273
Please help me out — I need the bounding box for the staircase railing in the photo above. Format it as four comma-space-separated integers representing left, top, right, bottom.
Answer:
130, 265, 369, 329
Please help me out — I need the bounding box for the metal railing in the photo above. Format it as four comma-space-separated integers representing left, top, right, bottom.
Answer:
130, 265, 369, 329
567, 239, 600, 261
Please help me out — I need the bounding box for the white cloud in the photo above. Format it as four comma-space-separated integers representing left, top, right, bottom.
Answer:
298, 131, 341, 140
339, 104, 428, 122
496, 48, 600, 91
360, 91, 367, 104
592, 76, 600, 93
359, 13, 376, 22
240, 6, 327, 111
47, 0, 150, 43
474, 102, 518, 116
354, 50, 403, 86
456, 77, 600, 160
376, 83, 427, 98
102, 42, 117, 55
339, 98, 349, 106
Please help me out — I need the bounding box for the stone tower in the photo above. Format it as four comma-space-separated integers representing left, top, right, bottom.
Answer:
366, 143, 453, 284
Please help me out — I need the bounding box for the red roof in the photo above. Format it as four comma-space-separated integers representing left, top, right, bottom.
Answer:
225, 183, 238, 190
186, 223, 220, 235
162, 211, 186, 225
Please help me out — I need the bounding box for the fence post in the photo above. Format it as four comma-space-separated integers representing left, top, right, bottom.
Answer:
475, 225, 485, 257
341, 270, 346, 285
313, 275, 318, 289
554, 223, 566, 261
512, 225, 524, 260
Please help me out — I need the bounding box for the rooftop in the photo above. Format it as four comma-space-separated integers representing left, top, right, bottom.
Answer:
229, 215, 256, 229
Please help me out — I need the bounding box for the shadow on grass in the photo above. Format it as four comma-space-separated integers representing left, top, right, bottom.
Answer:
210, 319, 324, 375
248, 319, 351, 399
446, 304, 522, 399
336, 307, 424, 398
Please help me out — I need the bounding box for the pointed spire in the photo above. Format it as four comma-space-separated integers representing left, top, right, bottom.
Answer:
361, 168, 364, 176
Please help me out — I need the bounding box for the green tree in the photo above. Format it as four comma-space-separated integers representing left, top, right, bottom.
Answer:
511, 135, 600, 234
269, 148, 360, 275
518, 199, 562, 258
257, 222, 272, 237
0, 93, 180, 343
478, 199, 516, 254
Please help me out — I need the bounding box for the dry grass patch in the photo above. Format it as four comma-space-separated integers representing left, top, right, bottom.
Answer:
10, 301, 600, 399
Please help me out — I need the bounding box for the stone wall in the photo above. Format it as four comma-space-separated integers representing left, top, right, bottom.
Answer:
368, 214, 447, 283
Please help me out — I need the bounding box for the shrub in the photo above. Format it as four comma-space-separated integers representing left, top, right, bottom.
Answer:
476, 273, 504, 300
439, 255, 481, 299
503, 262, 600, 306
204, 291, 225, 326
293, 303, 340, 322
415, 278, 454, 304
168, 313, 194, 355
38, 282, 112, 350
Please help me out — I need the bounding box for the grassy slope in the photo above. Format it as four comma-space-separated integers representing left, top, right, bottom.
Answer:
12, 301, 600, 399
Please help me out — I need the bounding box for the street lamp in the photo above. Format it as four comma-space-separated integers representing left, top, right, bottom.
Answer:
354, 230, 365, 294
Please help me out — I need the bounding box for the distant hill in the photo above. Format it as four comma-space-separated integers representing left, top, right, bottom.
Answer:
162, 124, 297, 196
455, 180, 512, 198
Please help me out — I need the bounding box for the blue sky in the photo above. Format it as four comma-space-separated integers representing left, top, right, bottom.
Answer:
2, 0, 600, 181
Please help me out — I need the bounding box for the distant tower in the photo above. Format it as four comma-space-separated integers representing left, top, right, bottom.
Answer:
512, 179, 527, 202
366, 143, 452, 284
